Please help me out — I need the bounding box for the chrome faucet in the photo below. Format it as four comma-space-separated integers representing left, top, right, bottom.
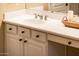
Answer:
34, 13, 43, 19
38, 14, 43, 19
34, 13, 47, 20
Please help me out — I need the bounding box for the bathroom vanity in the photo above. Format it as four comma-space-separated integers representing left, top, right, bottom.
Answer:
3, 9, 79, 56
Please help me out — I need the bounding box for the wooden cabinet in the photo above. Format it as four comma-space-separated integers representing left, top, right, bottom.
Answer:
5, 22, 79, 56
29, 30, 47, 56
48, 40, 79, 56
5, 35, 29, 56
5, 23, 29, 56
5, 34, 23, 56
48, 34, 79, 56
27, 40, 47, 56
5, 23, 47, 56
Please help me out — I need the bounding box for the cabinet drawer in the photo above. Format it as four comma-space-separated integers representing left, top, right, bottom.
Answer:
18, 27, 30, 38
48, 34, 67, 45
31, 30, 46, 42
67, 39, 79, 48
5, 23, 17, 34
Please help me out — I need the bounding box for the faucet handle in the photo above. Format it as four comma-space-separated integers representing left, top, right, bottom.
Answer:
34, 13, 37, 19
44, 15, 48, 20
38, 14, 43, 20
40, 15, 43, 20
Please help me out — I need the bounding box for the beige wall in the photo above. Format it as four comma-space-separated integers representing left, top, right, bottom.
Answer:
43, 3, 48, 10
0, 3, 25, 12
25, 3, 48, 10
0, 3, 25, 24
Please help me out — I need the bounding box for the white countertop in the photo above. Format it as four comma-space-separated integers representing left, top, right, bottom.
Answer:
3, 9, 79, 41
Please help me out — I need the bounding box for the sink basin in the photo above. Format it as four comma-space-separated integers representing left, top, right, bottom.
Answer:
23, 17, 56, 26
24, 19, 47, 24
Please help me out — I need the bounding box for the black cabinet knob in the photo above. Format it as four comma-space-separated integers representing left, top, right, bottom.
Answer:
24, 40, 27, 43
21, 31, 25, 33
68, 41, 71, 45
9, 28, 12, 30
65, 3, 68, 6
19, 39, 22, 41
36, 35, 39, 38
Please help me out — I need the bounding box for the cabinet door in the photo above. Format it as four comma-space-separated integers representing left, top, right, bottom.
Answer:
27, 40, 47, 56
23, 38, 28, 56
5, 34, 23, 56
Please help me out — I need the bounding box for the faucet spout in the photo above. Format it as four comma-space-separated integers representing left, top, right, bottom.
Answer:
34, 13, 48, 21
38, 15, 43, 19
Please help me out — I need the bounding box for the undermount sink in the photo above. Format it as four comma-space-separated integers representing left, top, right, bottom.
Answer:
23, 15, 56, 25
24, 19, 47, 24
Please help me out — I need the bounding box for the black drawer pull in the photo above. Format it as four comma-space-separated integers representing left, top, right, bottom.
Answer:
65, 3, 68, 6
21, 31, 25, 33
24, 40, 27, 43
9, 28, 12, 30
68, 41, 71, 45
19, 39, 22, 41
36, 35, 39, 38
